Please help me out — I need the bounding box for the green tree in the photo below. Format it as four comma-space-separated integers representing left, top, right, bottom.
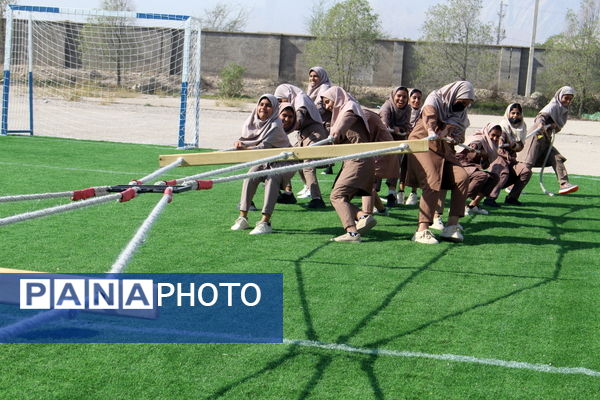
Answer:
199, 2, 249, 32
305, 0, 383, 91
415, 0, 495, 91
539, 0, 600, 116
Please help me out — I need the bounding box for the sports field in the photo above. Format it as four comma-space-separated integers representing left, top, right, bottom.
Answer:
1, 135, 600, 399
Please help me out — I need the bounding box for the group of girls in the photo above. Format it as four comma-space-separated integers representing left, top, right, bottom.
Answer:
229, 66, 579, 243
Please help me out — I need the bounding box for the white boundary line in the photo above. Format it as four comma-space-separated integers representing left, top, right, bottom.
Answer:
572, 175, 600, 181
283, 339, 600, 377
0, 161, 177, 177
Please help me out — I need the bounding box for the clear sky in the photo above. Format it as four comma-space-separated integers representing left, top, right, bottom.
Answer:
15, 0, 583, 47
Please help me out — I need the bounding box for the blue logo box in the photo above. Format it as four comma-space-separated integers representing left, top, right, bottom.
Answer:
0, 273, 283, 343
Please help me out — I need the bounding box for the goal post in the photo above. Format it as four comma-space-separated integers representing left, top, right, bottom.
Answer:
2, 5, 202, 149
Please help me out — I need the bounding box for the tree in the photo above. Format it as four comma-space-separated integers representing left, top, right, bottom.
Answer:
199, 2, 249, 32
305, 0, 383, 91
80, 0, 136, 87
539, 0, 600, 116
415, 0, 495, 91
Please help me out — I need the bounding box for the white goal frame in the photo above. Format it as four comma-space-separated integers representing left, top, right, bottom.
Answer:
1, 5, 202, 148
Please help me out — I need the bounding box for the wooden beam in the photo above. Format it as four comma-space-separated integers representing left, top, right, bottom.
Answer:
159, 139, 429, 167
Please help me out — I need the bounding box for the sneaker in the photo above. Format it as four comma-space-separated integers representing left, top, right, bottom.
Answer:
356, 215, 377, 235
430, 216, 445, 230
439, 224, 464, 243
296, 185, 308, 196
277, 191, 297, 204
558, 183, 579, 195
483, 198, 501, 208
297, 186, 311, 199
330, 232, 361, 242
411, 229, 439, 244
249, 221, 272, 235
321, 165, 334, 175
405, 192, 419, 205
386, 193, 397, 207
396, 192, 405, 205
231, 216, 249, 231
465, 205, 489, 215
504, 197, 523, 206
505, 186, 512, 194
307, 198, 326, 209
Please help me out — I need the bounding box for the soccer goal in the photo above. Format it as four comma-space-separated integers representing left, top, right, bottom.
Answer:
2, 5, 202, 148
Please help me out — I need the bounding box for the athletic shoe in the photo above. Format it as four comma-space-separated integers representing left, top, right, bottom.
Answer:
396, 192, 405, 205
277, 191, 297, 204
330, 232, 361, 242
249, 221, 272, 235
373, 207, 389, 216
297, 186, 311, 199
356, 215, 377, 235
430, 216, 445, 230
321, 165, 334, 175
307, 198, 326, 209
558, 183, 579, 195
505, 186, 512, 194
483, 198, 501, 208
465, 205, 489, 215
405, 192, 419, 205
385, 193, 397, 207
439, 224, 464, 243
230, 216, 249, 231
504, 197, 523, 206
411, 229, 439, 244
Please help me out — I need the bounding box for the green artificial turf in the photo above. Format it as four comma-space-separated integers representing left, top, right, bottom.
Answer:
1, 135, 600, 399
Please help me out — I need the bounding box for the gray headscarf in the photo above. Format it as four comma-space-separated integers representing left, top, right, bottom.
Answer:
423, 81, 475, 132
306, 66, 332, 102
539, 86, 575, 129
239, 94, 291, 148
409, 88, 422, 129
499, 103, 527, 144
379, 86, 411, 130
468, 122, 500, 165
274, 84, 323, 124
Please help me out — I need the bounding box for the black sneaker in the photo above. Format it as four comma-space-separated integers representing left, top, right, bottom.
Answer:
483, 198, 501, 208
386, 193, 397, 207
307, 198, 326, 209
504, 197, 523, 206
277, 191, 297, 204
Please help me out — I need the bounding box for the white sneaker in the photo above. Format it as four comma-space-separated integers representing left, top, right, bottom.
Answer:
411, 229, 439, 244
465, 205, 488, 215
405, 192, 419, 205
249, 221, 272, 235
558, 183, 579, 195
439, 224, 464, 243
356, 214, 377, 234
396, 192, 405, 205
430, 216, 445, 230
297, 185, 311, 199
231, 216, 249, 231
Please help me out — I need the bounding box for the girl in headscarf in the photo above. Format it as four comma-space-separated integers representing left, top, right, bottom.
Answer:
277, 99, 327, 209
307, 66, 335, 174
405, 81, 472, 244
517, 86, 578, 195
402, 88, 423, 206
321, 86, 376, 242
378, 86, 411, 207
230, 94, 294, 235
456, 123, 501, 215
484, 103, 532, 207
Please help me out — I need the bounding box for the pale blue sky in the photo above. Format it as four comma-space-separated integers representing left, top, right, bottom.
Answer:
15, 0, 583, 47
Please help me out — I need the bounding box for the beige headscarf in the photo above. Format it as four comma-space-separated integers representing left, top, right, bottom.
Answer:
278, 102, 296, 133
321, 86, 369, 137
423, 81, 474, 132
239, 94, 290, 149
499, 103, 527, 144
539, 86, 575, 129
274, 84, 323, 124
468, 122, 500, 164
379, 86, 411, 129
409, 88, 422, 129
306, 66, 332, 102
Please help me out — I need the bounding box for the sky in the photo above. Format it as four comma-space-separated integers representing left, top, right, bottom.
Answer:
15, 0, 584, 47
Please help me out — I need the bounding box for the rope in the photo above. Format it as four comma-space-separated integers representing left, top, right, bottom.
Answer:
0, 188, 174, 341
0, 191, 129, 227
162, 151, 294, 185
0, 191, 75, 203
130, 157, 183, 185
108, 188, 173, 275
189, 143, 410, 186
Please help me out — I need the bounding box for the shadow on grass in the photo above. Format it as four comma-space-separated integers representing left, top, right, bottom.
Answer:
206, 196, 594, 399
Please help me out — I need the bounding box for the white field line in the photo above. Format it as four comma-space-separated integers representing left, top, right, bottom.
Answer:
283, 339, 600, 377
0, 161, 162, 177
572, 175, 600, 181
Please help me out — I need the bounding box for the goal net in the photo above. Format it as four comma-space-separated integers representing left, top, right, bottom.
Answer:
2, 5, 202, 148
